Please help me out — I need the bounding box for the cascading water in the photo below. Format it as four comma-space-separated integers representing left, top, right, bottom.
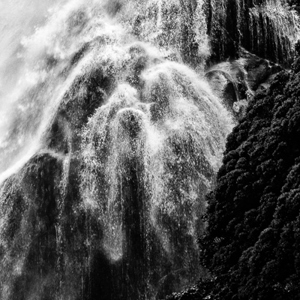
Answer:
207, 0, 300, 64
0, 1, 234, 299
248, 0, 300, 63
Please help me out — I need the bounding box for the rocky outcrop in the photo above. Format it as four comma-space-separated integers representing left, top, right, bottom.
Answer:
205, 53, 282, 119
206, 0, 299, 66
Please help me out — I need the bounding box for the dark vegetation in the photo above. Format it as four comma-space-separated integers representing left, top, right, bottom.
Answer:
166, 48, 300, 300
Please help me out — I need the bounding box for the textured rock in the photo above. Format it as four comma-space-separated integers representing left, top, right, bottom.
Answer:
206, 0, 300, 66
200, 58, 300, 299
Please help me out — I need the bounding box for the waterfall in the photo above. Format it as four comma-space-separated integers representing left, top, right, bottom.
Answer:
207, 0, 300, 64
0, 0, 234, 299
249, 0, 300, 63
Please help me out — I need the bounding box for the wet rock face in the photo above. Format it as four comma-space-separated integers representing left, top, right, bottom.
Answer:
0, 155, 63, 299
129, 0, 209, 68
206, 0, 299, 66
0, 152, 108, 300
47, 66, 115, 154
78, 57, 228, 299
205, 70, 239, 115
0, 38, 233, 300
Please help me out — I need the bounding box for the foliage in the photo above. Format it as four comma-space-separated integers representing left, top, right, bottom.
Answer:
200, 56, 300, 299
164, 279, 215, 300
